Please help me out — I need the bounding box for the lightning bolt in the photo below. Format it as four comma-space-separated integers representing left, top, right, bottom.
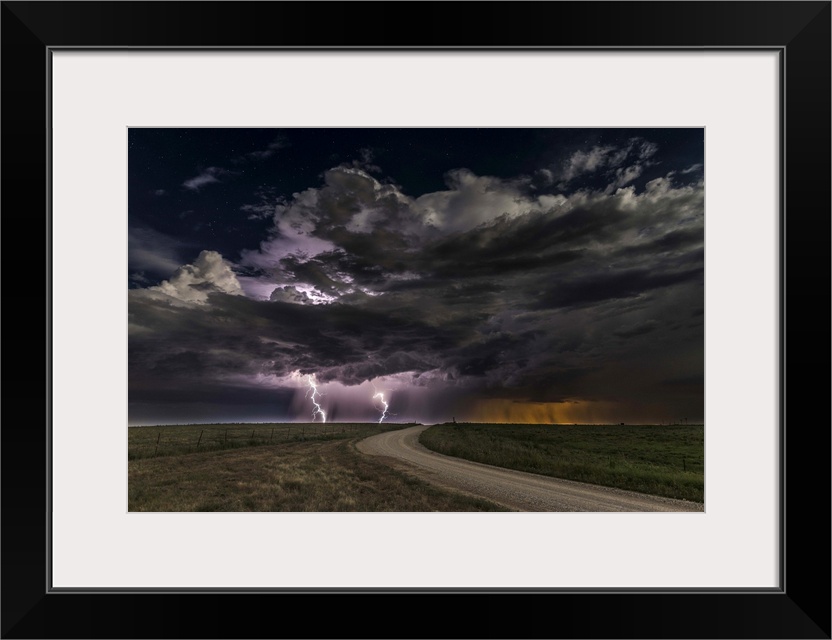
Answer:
306, 375, 326, 423
373, 391, 389, 424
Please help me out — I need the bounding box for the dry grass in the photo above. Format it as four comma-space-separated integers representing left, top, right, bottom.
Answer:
129, 426, 506, 512
128, 423, 370, 460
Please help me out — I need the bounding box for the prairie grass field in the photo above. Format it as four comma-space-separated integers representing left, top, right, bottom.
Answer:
129, 422, 375, 460
419, 423, 704, 503
128, 423, 506, 512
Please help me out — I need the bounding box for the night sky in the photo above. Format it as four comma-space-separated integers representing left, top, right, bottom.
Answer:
128, 128, 704, 425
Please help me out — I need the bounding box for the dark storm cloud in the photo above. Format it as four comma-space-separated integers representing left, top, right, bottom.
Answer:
130, 383, 297, 407
129, 289, 464, 388
661, 374, 704, 387
443, 331, 540, 379
134, 163, 703, 392
129, 129, 704, 424
531, 263, 702, 310
278, 256, 351, 296
613, 320, 659, 338
257, 172, 702, 297
502, 366, 601, 403
284, 167, 702, 286
613, 227, 704, 259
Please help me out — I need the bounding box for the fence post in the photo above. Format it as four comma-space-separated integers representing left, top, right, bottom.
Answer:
154, 431, 161, 457
197, 430, 204, 447
270, 428, 274, 443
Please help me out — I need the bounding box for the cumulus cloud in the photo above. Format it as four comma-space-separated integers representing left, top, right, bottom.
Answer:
243, 166, 568, 273
150, 250, 243, 304
234, 163, 703, 315
605, 164, 643, 193
558, 137, 660, 187
414, 168, 564, 233
269, 286, 311, 304
561, 145, 616, 183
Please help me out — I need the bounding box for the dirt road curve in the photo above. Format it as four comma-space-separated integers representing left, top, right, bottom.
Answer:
357, 426, 704, 512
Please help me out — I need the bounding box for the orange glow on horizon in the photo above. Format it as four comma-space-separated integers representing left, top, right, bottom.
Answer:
466, 398, 606, 424
466, 399, 633, 424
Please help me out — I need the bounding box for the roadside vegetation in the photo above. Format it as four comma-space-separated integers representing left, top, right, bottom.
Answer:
129, 423, 380, 460
129, 423, 506, 512
419, 423, 704, 503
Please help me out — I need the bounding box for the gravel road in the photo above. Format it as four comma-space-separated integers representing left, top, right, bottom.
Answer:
357, 425, 704, 512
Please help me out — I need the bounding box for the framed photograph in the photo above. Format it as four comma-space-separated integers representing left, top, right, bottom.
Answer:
3, 2, 829, 638
124, 124, 708, 517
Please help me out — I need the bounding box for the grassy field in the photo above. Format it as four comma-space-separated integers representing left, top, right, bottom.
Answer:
419, 423, 704, 503
129, 423, 506, 512
129, 422, 376, 460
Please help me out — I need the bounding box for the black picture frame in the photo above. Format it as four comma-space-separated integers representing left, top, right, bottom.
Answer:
2, 2, 829, 638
